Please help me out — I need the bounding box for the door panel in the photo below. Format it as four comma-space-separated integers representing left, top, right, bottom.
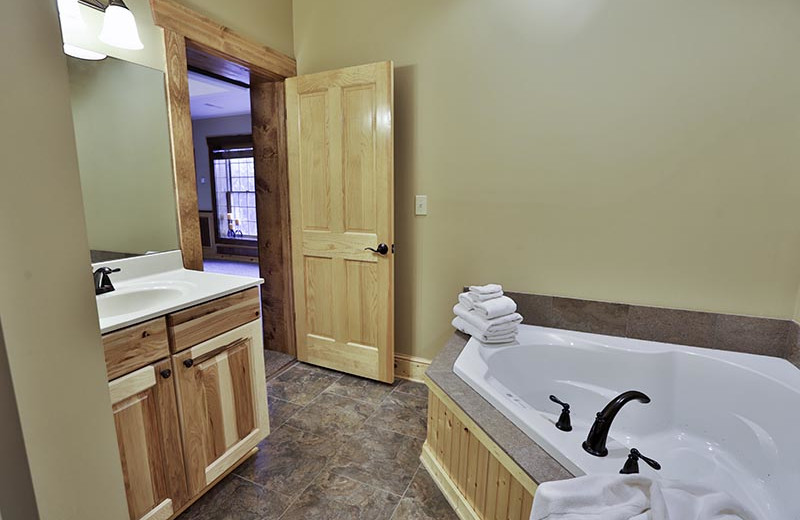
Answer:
109, 359, 187, 520
287, 61, 394, 382
173, 320, 269, 495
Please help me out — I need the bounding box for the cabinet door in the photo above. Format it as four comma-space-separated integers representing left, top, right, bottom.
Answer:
109, 359, 188, 520
173, 319, 269, 495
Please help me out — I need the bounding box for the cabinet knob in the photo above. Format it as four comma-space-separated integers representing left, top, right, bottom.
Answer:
141, 330, 150, 338
183, 359, 194, 368
160, 369, 172, 379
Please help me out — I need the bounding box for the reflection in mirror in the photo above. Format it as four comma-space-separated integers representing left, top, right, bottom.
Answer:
66, 55, 179, 262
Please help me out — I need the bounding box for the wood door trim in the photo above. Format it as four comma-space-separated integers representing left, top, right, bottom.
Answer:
163, 29, 203, 271
252, 80, 296, 356
149, 0, 296, 80
156, 2, 296, 356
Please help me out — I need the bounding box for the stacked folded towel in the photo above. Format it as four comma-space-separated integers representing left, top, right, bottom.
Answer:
452, 284, 522, 344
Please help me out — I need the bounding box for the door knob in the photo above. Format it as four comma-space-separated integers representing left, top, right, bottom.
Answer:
365, 243, 389, 255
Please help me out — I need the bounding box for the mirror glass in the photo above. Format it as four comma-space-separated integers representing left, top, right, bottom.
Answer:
66, 55, 179, 262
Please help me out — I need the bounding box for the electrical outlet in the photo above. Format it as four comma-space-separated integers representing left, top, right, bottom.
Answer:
415, 195, 428, 216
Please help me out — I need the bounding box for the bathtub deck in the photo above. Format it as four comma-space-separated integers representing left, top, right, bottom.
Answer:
425, 333, 572, 486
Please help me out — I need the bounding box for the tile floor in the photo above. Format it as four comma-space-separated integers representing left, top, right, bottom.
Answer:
263, 349, 295, 380
177, 363, 458, 520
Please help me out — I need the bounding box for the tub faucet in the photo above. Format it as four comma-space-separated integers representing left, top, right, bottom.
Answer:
582, 390, 651, 457
94, 267, 121, 295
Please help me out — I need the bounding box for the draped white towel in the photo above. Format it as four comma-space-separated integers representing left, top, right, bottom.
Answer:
452, 317, 518, 344
469, 283, 502, 295
453, 304, 522, 334
530, 475, 756, 520
473, 295, 517, 319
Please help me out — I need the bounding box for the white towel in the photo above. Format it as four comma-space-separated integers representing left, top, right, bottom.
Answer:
452, 317, 518, 344
530, 475, 756, 520
474, 295, 517, 319
459, 291, 503, 310
471, 290, 504, 302
458, 292, 476, 310
453, 304, 522, 334
469, 283, 503, 295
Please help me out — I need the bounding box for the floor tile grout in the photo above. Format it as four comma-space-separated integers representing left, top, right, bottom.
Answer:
389, 463, 422, 520
181, 364, 443, 520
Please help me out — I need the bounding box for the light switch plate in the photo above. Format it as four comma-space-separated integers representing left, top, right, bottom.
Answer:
415, 195, 428, 216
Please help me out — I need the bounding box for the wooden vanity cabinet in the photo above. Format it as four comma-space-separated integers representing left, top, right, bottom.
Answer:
171, 319, 270, 495
108, 358, 188, 520
103, 288, 268, 518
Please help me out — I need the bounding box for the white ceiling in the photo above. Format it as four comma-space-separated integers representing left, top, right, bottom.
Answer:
188, 71, 250, 120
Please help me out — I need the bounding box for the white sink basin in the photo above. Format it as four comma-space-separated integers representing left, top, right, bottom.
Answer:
92, 251, 263, 333
96, 282, 193, 320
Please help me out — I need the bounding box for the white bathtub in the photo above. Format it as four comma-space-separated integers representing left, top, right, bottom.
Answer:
453, 324, 800, 519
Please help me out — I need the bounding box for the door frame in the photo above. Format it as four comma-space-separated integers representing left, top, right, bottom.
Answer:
151, 0, 297, 356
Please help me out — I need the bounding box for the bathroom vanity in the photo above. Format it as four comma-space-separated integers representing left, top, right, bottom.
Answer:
95, 252, 269, 520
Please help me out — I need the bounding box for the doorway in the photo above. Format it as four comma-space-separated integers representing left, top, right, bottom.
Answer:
154, 2, 395, 384
188, 70, 259, 270
182, 42, 296, 378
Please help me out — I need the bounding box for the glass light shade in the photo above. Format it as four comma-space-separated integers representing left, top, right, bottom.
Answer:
99, 3, 144, 50
57, 0, 82, 20
63, 43, 107, 61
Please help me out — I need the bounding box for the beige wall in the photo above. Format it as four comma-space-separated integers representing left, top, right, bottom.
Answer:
0, 0, 128, 518
293, 0, 800, 359
68, 56, 179, 255
174, 0, 294, 57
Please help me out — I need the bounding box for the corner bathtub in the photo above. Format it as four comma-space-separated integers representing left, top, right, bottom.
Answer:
453, 324, 800, 519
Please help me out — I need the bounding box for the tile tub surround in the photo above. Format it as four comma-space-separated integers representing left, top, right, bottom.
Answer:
178, 363, 458, 520
505, 291, 799, 363
426, 333, 574, 485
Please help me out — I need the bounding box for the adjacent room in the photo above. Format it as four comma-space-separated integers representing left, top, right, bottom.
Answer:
2, 1, 799, 520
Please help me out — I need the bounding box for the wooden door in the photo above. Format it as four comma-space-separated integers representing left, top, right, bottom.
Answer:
109, 359, 188, 520
286, 61, 394, 382
172, 319, 269, 495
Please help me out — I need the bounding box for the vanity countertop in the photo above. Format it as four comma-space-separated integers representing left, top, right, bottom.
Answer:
93, 250, 263, 334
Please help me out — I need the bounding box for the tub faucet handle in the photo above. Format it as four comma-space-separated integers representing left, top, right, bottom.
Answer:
620, 448, 661, 474
549, 395, 572, 432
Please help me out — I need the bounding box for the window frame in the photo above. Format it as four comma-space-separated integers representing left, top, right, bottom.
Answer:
206, 134, 257, 245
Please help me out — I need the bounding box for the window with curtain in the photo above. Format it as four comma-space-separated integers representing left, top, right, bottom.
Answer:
208, 135, 257, 242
